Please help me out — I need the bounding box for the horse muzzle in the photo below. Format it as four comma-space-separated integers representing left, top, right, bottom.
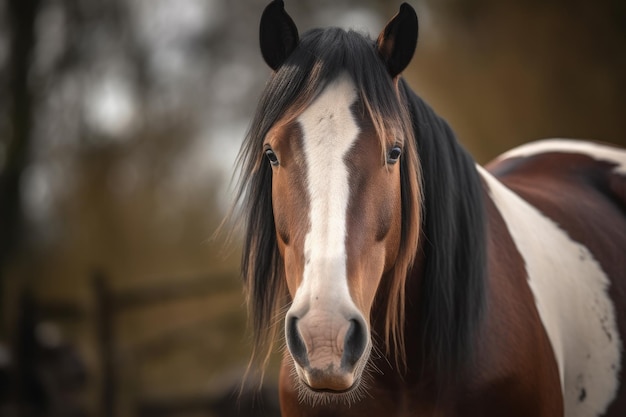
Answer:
285, 307, 370, 392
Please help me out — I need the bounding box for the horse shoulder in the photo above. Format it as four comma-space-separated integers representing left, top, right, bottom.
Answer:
480, 139, 626, 417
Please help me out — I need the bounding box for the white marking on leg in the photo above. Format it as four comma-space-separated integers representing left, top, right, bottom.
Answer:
292, 73, 361, 312
495, 138, 626, 175
478, 165, 622, 417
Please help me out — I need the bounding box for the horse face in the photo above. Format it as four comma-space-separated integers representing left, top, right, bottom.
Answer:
265, 74, 403, 395
257, 0, 419, 401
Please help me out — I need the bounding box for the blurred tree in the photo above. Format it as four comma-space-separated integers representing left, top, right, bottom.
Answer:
0, 0, 40, 335
1, 0, 42, 413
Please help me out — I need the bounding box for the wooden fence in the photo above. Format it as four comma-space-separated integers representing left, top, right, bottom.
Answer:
9, 270, 280, 417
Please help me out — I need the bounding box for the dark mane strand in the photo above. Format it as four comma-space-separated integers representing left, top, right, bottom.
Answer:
399, 78, 487, 383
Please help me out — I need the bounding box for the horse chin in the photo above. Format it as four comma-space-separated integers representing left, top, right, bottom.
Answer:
290, 360, 372, 407
295, 375, 369, 407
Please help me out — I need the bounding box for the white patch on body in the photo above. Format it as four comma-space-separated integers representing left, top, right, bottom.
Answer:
477, 165, 622, 417
291, 73, 361, 314
495, 138, 626, 175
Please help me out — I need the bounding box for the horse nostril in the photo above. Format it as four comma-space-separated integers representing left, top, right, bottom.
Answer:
342, 318, 368, 370
286, 316, 309, 367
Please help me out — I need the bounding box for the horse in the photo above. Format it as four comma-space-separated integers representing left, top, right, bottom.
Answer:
232, 1, 626, 415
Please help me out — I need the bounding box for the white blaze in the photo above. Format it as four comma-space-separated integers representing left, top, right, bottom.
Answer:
292, 73, 360, 311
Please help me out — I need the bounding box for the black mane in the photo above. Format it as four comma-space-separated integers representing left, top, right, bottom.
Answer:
399, 78, 487, 380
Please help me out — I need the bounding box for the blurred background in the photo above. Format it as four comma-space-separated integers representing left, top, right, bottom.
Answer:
0, 0, 624, 416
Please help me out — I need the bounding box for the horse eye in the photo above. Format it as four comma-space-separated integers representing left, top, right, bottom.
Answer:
387, 146, 402, 164
265, 148, 279, 166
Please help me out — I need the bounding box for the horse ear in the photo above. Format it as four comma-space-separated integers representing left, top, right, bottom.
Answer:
260, 0, 299, 71
376, 3, 418, 78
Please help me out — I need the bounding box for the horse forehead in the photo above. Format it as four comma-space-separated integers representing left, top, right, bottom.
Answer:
297, 75, 359, 142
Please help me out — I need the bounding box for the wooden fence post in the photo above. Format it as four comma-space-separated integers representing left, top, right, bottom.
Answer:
93, 270, 115, 417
